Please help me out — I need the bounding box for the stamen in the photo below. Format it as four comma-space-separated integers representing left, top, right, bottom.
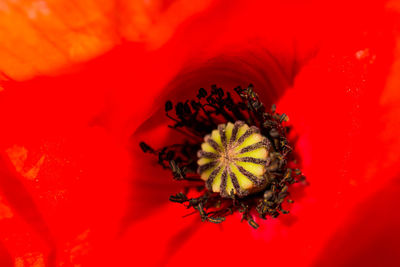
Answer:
140, 85, 306, 229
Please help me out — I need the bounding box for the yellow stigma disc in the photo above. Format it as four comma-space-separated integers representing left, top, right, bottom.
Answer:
197, 121, 271, 197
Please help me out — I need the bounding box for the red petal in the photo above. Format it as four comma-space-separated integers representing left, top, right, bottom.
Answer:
130, 1, 400, 266
0, 0, 212, 80
1, 0, 400, 266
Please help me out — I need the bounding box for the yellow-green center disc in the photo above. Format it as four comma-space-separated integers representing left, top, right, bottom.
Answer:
197, 121, 271, 197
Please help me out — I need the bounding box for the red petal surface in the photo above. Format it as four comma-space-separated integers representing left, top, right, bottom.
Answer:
0, 1, 400, 267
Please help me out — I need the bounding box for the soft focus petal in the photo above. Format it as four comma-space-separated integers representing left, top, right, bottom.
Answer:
0, 1, 214, 266
130, 1, 400, 267
0, 0, 212, 80
0, 0, 400, 267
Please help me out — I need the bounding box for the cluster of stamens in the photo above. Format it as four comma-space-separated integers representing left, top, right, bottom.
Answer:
140, 85, 305, 229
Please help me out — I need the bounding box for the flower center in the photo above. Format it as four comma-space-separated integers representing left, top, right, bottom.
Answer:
197, 121, 271, 198
140, 85, 305, 229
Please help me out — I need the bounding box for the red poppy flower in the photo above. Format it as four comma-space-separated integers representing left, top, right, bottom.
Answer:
1, 0, 400, 266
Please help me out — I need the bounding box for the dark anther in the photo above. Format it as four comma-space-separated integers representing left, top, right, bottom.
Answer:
139, 141, 154, 153
165, 100, 173, 112
141, 85, 305, 229
280, 113, 288, 123
169, 160, 186, 180
247, 217, 259, 229
175, 156, 182, 164
217, 88, 224, 98
224, 92, 234, 110
169, 192, 188, 203
183, 101, 192, 115
233, 86, 242, 95
157, 147, 168, 167
206, 95, 216, 105
263, 190, 274, 200
175, 102, 184, 117
166, 150, 175, 161
280, 209, 289, 214
197, 88, 207, 99
207, 216, 226, 224
239, 203, 248, 214
197, 202, 208, 221
271, 104, 276, 113
190, 100, 200, 111
269, 128, 280, 138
